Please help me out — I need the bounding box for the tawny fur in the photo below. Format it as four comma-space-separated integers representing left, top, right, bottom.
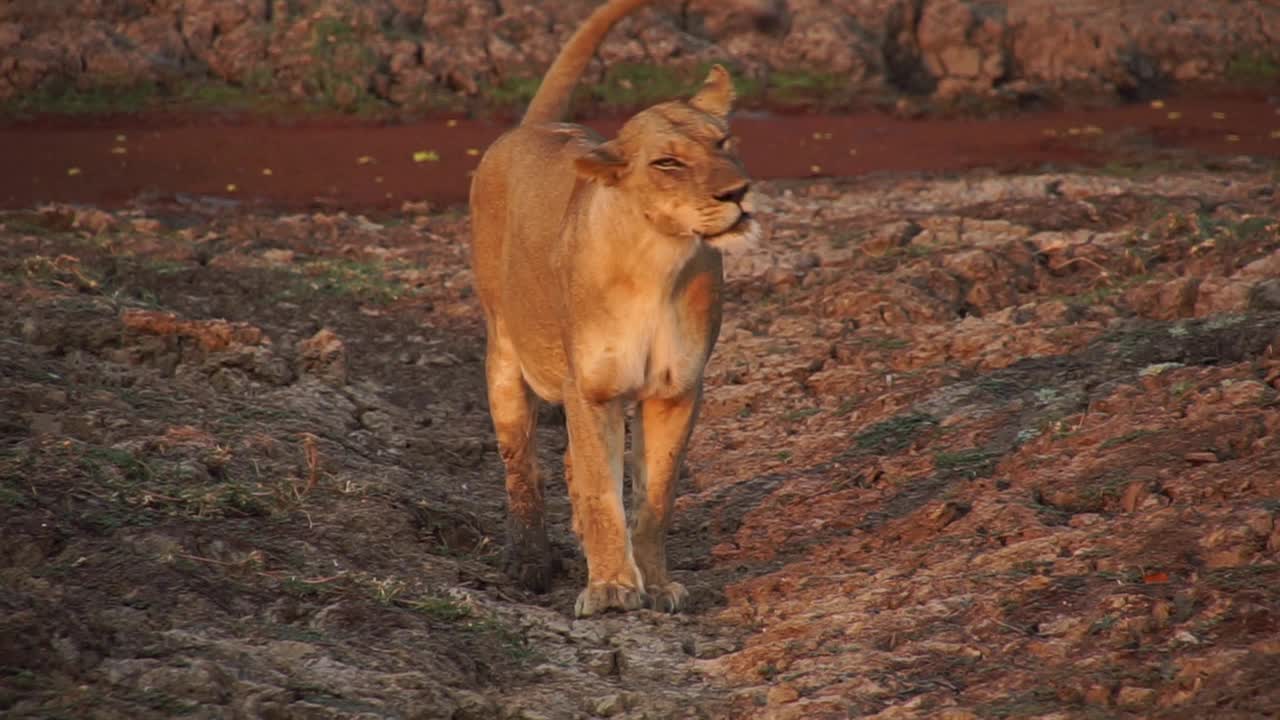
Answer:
468, 0, 759, 617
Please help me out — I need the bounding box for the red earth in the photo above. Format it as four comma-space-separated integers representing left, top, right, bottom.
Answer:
2, 94, 1279, 211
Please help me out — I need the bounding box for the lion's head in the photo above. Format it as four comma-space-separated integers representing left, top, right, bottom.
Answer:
574, 65, 760, 250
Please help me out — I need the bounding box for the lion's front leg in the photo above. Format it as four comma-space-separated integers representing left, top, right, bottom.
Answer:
562, 381, 646, 617
630, 388, 701, 613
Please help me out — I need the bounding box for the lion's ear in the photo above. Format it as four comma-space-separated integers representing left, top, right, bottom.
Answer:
689, 64, 736, 119
575, 142, 627, 185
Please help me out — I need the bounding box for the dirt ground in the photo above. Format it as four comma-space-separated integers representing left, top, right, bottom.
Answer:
2, 108, 1280, 719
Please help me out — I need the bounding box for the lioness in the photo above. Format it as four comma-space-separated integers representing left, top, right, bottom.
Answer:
469, 0, 760, 617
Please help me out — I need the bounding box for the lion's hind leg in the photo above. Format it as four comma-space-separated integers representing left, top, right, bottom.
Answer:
485, 325, 555, 592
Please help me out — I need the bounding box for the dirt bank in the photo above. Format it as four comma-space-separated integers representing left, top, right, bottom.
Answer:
2, 0, 1278, 119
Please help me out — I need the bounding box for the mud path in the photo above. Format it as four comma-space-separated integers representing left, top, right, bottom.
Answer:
3, 95, 1279, 211
3, 113, 1280, 717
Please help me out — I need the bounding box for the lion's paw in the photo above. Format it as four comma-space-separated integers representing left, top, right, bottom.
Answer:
504, 521, 558, 593
646, 581, 688, 613
505, 549, 556, 594
574, 582, 648, 618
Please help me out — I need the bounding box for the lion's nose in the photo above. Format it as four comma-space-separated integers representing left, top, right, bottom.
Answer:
714, 182, 750, 205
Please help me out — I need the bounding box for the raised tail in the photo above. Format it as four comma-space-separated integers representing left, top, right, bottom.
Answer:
521, 0, 657, 126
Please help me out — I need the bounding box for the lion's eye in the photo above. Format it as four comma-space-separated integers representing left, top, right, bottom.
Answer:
651, 157, 685, 171
716, 136, 733, 150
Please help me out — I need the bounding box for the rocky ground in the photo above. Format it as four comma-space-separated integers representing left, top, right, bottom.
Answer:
2, 0, 1279, 117
3, 153, 1280, 718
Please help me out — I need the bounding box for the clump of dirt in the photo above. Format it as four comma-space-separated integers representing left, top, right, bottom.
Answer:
3, 158, 1279, 718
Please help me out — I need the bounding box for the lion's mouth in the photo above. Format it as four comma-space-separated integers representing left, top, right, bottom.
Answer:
705, 210, 752, 239
701, 210, 761, 251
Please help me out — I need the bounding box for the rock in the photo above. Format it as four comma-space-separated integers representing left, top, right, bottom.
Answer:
1120, 481, 1149, 513
592, 694, 625, 717
121, 310, 268, 352
298, 328, 348, 385
1082, 684, 1113, 706
136, 661, 233, 705
766, 682, 800, 705
72, 207, 116, 234
1249, 279, 1280, 312
1116, 686, 1155, 708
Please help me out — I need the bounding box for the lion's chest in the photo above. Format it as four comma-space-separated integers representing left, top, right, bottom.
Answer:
574, 294, 710, 403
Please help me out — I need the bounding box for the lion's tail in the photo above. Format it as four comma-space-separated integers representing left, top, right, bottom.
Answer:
521, 0, 656, 126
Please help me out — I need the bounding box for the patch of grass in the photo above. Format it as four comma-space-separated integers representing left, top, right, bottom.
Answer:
128, 688, 200, 715
280, 576, 338, 600
1088, 614, 1118, 635
74, 442, 278, 521
481, 75, 542, 109
267, 625, 330, 644
80, 446, 154, 485
0, 479, 32, 509
785, 408, 821, 422
370, 577, 406, 605
1232, 216, 1278, 245
481, 619, 539, 663
853, 412, 938, 455
289, 258, 410, 304
974, 376, 1020, 399
594, 63, 697, 110
1100, 161, 1142, 178
1077, 470, 1131, 508
408, 596, 473, 622
3, 78, 159, 116
975, 688, 1061, 719
1225, 53, 1280, 86
1204, 565, 1277, 592
586, 61, 762, 112
857, 335, 911, 351
934, 448, 1001, 479
172, 80, 277, 112
1099, 429, 1157, 450
1033, 387, 1062, 404
766, 69, 847, 108
306, 16, 386, 115
17, 254, 102, 292
829, 228, 867, 249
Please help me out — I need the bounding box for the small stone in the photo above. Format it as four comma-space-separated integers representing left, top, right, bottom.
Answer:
1120, 481, 1148, 513
297, 328, 347, 385
767, 683, 800, 705
1069, 513, 1103, 528
1184, 452, 1219, 464
764, 265, 794, 288
582, 649, 621, 677
1174, 630, 1199, 645
593, 694, 625, 717
1151, 599, 1172, 627
694, 638, 737, 659
26, 413, 63, 436
1083, 684, 1113, 706
1116, 686, 1155, 708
